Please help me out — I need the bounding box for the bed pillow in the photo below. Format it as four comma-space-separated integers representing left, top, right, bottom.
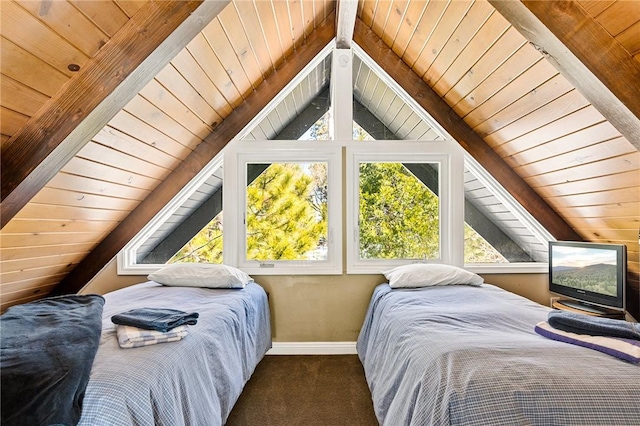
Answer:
148, 264, 252, 289
383, 263, 483, 288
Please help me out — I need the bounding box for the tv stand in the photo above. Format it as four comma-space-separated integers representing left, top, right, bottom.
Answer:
552, 299, 626, 320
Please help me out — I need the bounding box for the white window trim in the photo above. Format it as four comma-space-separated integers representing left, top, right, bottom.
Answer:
117, 153, 225, 275
224, 140, 343, 275
463, 152, 554, 272
346, 141, 465, 274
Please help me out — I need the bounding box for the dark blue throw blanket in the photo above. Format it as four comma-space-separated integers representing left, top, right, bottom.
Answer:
1, 294, 105, 426
548, 310, 640, 340
111, 307, 198, 332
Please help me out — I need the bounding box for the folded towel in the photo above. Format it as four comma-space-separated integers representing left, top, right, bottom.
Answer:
111, 307, 199, 332
116, 325, 189, 349
535, 321, 640, 364
547, 310, 640, 340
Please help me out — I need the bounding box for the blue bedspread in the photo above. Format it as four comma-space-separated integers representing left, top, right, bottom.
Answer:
357, 284, 640, 426
1, 294, 104, 426
78, 281, 271, 426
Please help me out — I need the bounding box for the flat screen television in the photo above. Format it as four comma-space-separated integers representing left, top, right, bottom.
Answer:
548, 241, 627, 313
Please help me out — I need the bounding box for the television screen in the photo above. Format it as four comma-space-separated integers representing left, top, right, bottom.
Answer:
549, 241, 626, 311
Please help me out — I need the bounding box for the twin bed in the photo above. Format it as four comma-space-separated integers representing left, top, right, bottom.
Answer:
357, 275, 640, 425
2, 265, 271, 426
79, 280, 271, 425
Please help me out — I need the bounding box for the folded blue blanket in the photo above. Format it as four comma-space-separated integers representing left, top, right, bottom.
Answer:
111, 308, 198, 332
548, 310, 640, 340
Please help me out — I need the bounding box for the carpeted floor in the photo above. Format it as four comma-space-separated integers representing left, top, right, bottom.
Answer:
226, 355, 379, 426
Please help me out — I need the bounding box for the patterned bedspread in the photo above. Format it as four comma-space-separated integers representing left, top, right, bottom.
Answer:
79, 281, 271, 426
357, 283, 640, 426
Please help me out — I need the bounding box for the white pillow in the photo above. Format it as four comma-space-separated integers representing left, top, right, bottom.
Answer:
383, 263, 483, 288
148, 264, 252, 289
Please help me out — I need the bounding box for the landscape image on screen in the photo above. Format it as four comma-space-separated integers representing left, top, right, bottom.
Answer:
552, 246, 617, 297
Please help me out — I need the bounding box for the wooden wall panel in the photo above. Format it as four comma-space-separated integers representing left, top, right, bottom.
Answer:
358, 0, 640, 318
411, 1, 474, 78
0, 0, 335, 310
0, 0, 133, 140
578, 0, 640, 64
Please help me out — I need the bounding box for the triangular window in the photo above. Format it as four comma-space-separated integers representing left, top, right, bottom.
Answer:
119, 44, 551, 275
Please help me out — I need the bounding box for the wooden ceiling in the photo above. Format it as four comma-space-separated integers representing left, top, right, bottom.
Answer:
1, 0, 638, 317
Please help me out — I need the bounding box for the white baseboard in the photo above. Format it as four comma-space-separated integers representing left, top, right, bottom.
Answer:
266, 341, 357, 355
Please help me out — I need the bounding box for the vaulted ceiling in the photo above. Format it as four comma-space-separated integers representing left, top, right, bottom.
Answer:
1, 0, 639, 317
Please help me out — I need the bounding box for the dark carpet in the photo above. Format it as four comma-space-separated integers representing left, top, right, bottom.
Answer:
226, 355, 379, 426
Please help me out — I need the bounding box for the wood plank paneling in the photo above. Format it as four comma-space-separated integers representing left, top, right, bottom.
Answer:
201, 19, 254, 100
69, 0, 130, 37
504, 121, 621, 168
402, 0, 449, 68
471, 73, 574, 137
411, 1, 474, 78
593, 1, 640, 36
52, 12, 338, 296
616, 21, 640, 58
0, 107, 29, 139
16, 0, 109, 58
0, 37, 70, 98
150, 65, 222, 131
186, 33, 241, 110
219, 5, 264, 88
447, 26, 527, 111
380, 0, 409, 47
254, 0, 287, 69
526, 153, 639, 188
230, 1, 274, 72
115, 0, 148, 18
1, 75, 50, 117
0, 232, 105, 248
537, 170, 640, 198
578, 1, 615, 17
423, 1, 494, 85
490, 0, 640, 149
123, 95, 203, 150
1, 0, 231, 228
46, 173, 150, 202
14, 204, 128, 223
2, 1, 89, 77
2, 218, 119, 235
493, 106, 607, 156
514, 137, 635, 177
390, 0, 430, 58
92, 125, 181, 170
433, 10, 509, 96
464, 60, 558, 128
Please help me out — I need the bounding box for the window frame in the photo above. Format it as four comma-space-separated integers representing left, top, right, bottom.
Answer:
345, 141, 465, 274
117, 154, 225, 275
462, 153, 553, 274
224, 140, 343, 275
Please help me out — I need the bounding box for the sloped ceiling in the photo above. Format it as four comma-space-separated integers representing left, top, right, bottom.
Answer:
1, 0, 638, 317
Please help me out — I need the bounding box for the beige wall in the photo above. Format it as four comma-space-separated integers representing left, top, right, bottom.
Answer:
83, 259, 553, 341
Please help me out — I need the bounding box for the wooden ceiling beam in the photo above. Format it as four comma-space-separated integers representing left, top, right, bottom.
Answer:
353, 18, 581, 242
0, 0, 231, 228
52, 13, 337, 296
489, 0, 640, 150
336, 0, 358, 48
